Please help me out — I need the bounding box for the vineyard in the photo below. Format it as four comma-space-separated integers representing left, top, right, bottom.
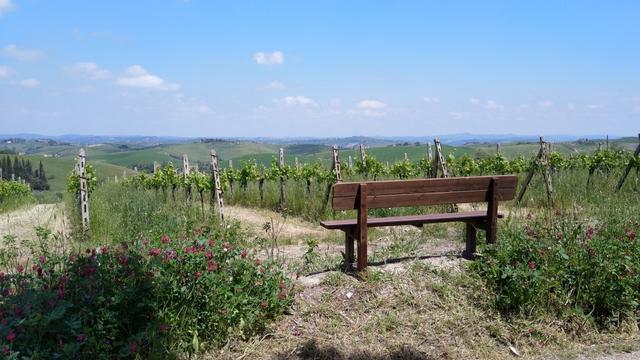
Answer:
1, 138, 640, 359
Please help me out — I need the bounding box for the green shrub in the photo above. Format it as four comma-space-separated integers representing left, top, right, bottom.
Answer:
472, 212, 640, 326
0, 180, 34, 213
0, 224, 292, 358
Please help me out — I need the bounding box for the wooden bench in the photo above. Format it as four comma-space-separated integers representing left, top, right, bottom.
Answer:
320, 175, 518, 271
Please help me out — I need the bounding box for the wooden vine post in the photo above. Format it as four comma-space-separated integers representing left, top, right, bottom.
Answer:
428, 143, 433, 162
359, 144, 366, 162
431, 138, 449, 178
616, 133, 640, 192
182, 154, 191, 203
322, 145, 342, 211
517, 137, 554, 204
77, 148, 90, 233
153, 161, 159, 174
277, 148, 286, 212
210, 149, 225, 222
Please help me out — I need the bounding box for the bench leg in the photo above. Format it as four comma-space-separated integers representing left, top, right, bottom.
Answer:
356, 184, 368, 271
462, 222, 477, 259
344, 229, 355, 268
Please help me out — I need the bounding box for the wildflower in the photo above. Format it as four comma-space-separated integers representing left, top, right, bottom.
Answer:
258, 267, 265, 274
626, 230, 635, 241
195, 271, 202, 278
118, 255, 128, 266
207, 261, 219, 272
206, 251, 213, 260
38, 255, 46, 263
279, 281, 285, 289
586, 226, 594, 240
278, 290, 287, 300
161, 235, 171, 244
240, 250, 248, 258
6, 331, 16, 342
194, 227, 203, 236
100, 246, 109, 254
255, 258, 261, 266
148, 248, 161, 257
259, 300, 268, 309
527, 261, 536, 270
223, 243, 232, 252
208, 239, 216, 247
76, 334, 87, 343
159, 323, 169, 333
129, 341, 138, 354
16, 264, 24, 273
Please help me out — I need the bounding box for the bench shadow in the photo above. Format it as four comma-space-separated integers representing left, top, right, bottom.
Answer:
274, 339, 434, 360
305, 252, 463, 280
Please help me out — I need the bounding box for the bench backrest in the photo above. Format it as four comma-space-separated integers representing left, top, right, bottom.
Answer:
332, 175, 518, 210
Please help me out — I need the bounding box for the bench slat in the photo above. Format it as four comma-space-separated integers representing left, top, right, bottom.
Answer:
320, 211, 503, 230
332, 176, 517, 210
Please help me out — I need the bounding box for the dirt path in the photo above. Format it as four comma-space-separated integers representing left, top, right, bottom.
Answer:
0, 203, 69, 241
226, 205, 330, 241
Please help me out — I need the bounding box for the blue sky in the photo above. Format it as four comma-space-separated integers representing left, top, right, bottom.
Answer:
0, 1, 638, 137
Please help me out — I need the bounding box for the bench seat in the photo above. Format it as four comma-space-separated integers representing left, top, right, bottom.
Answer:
320, 211, 503, 230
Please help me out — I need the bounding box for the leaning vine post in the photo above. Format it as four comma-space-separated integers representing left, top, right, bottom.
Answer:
210, 149, 225, 222
78, 148, 90, 233
616, 133, 640, 192
277, 148, 286, 212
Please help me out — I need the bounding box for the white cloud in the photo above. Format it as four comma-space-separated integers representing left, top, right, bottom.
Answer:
0, 65, 13, 78
18, 78, 40, 88
470, 98, 503, 110
116, 65, 179, 91
356, 99, 387, 109
538, 100, 554, 108
254, 51, 284, 65
2, 44, 45, 61
64, 62, 110, 80
279, 95, 317, 107
567, 103, 575, 111
0, 0, 15, 16
423, 96, 440, 104
355, 99, 387, 117
266, 80, 285, 90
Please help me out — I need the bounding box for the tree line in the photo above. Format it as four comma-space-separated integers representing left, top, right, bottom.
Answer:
0, 156, 50, 190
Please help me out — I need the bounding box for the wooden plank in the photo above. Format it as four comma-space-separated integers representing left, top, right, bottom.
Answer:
462, 222, 478, 259
332, 145, 342, 182
332, 176, 517, 210
320, 211, 503, 229
333, 175, 517, 198
486, 178, 498, 244
356, 184, 368, 271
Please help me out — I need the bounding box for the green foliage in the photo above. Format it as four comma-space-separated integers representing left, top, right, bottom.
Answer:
0, 180, 34, 213
472, 212, 640, 326
0, 225, 292, 358
66, 164, 97, 195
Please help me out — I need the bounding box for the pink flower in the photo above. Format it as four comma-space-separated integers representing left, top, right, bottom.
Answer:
118, 255, 128, 266
222, 243, 232, 252
76, 334, 87, 343
161, 235, 171, 244
279, 281, 285, 289
278, 290, 287, 300
6, 331, 16, 342
16, 265, 24, 273
207, 261, 218, 272
195, 271, 202, 278
100, 246, 109, 254
159, 323, 169, 333
626, 230, 635, 241
38, 255, 46, 264
528, 261, 536, 270
255, 258, 261, 266
148, 248, 161, 257
586, 226, 594, 240
240, 250, 248, 258
206, 251, 213, 260
259, 300, 268, 309
129, 341, 137, 353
